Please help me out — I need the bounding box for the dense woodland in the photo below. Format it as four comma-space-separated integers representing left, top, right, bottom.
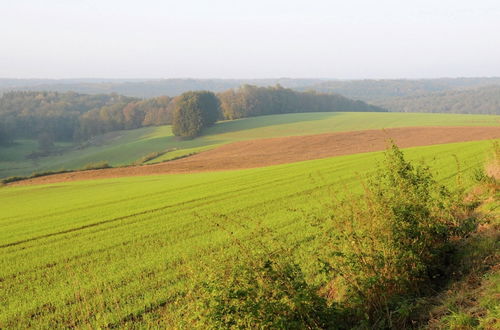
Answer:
301, 77, 500, 101
0, 91, 172, 144
373, 85, 500, 114
0, 86, 385, 145
0, 78, 324, 99
218, 84, 383, 120
4, 77, 500, 100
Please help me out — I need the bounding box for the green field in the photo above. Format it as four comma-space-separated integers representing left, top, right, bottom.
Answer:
1, 112, 498, 178
0, 139, 495, 328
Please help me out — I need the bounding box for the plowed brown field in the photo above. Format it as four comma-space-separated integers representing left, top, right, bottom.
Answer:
13, 126, 500, 185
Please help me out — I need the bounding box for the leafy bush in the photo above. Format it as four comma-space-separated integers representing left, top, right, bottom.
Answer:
1, 169, 71, 184
82, 161, 111, 171
197, 252, 335, 329
320, 144, 478, 326
1, 176, 26, 184
485, 141, 499, 181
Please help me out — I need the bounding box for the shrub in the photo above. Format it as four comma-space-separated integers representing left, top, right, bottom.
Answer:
321, 144, 478, 325
82, 161, 111, 171
1, 176, 26, 184
197, 252, 335, 329
134, 151, 162, 165
484, 141, 499, 181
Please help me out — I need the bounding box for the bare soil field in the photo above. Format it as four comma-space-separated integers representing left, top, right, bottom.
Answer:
12, 126, 500, 185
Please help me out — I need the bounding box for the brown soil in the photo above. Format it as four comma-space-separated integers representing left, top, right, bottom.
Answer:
13, 126, 500, 186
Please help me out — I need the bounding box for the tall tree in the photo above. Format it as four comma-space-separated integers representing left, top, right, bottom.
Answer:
172, 91, 220, 138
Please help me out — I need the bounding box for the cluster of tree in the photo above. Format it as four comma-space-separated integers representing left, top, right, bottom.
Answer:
0, 91, 136, 142
0, 86, 385, 145
372, 85, 500, 114
0, 91, 174, 145
301, 77, 500, 101
170, 85, 385, 137
217, 84, 384, 120
77, 96, 172, 139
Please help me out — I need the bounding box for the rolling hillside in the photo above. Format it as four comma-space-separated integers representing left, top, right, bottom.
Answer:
0, 140, 496, 328
1, 112, 498, 178
372, 85, 500, 115
301, 77, 500, 101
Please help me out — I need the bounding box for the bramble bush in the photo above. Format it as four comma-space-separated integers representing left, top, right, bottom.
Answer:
320, 144, 479, 327
197, 252, 335, 329
195, 144, 481, 328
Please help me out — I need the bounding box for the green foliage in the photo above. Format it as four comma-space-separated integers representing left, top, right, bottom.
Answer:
218, 84, 385, 120
0, 85, 385, 144
82, 161, 111, 170
172, 91, 220, 137
320, 144, 478, 325
198, 253, 333, 329
373, 85, 500, 115
0, 91, 138, 142
134, 151, 168, 165
1, 169, 72, 184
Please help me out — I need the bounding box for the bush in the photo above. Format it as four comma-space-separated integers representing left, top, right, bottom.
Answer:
197, 252, 335, 329
320, 144, 478, 326
1, 176, 26, 184
82, 161, 111, 171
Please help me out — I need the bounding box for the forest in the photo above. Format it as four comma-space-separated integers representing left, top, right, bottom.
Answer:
301, 77, 500, 101
372, 85, 500, 114
0, 85, 385, 145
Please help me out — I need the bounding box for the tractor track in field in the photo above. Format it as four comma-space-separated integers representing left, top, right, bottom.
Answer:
11, 126, 500, 186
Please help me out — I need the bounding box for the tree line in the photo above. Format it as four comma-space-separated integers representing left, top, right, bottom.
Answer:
372, 85, 500, 115
300, 77, 500, 101
174, 85, 385, 137
0, 85, 386, 145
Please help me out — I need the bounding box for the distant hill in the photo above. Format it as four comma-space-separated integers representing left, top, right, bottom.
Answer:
301, 77, 500, 101
0, 78, 326, 98
372, 85, 500, 115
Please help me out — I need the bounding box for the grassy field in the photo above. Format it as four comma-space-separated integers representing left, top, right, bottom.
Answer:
1, 112, 498, 178
0, 139, 496, 328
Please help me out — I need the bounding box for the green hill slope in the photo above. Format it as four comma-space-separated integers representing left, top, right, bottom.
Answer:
0, 111, 498, 178
0, 139, 496, 328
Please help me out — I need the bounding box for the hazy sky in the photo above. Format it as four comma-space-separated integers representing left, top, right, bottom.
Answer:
1, 0, 499, 79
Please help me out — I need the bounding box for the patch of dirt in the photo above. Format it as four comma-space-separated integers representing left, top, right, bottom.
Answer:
12, 126, 500, 186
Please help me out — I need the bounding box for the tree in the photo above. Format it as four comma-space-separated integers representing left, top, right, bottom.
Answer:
38, 131, 54, 152
0, 127, 9, 146
172, 91, 220, 138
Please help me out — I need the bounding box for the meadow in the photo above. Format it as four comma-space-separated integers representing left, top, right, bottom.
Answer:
0, 139, 496, 328
1, 111, 498, 178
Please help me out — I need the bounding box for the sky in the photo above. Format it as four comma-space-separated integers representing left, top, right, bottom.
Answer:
1, 0, 499, 79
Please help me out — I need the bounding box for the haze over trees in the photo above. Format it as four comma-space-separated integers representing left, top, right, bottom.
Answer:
302, 77, 500, 101
372, 85, 500, 115
0, 78, 325, 99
